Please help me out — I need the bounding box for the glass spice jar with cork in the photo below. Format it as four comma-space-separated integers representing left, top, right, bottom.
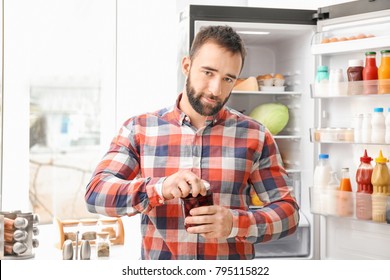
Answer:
96, 232, 110, 258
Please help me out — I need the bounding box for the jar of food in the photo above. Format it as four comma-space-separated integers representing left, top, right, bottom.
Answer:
347, 59, 364, 95
79, 218, 98, 242
96, 232, 110, 258
181, 181, 213, 229
98, 218, 118, 240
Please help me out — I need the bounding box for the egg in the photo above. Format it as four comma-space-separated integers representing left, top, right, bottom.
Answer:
356, 33, 366, 39
348, 36, 356, 40
338, 37, 347, 41
321, 38, 330, 44
329, 37, 338, 43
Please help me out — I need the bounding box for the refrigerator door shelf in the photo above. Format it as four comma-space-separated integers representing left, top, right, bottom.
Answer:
311, 80, 390, 98
309, 187, 390, 225
232, 90, 302, 96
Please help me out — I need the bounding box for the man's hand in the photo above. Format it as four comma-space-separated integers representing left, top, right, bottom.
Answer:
162, 170, 207, 200
185, 205, 233, 239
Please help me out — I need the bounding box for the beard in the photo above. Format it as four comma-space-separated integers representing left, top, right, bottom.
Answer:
185, 74, 231, 116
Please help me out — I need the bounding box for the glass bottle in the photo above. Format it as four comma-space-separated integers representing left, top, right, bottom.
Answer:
347, 59, 364, 95
363, 51, 378, 94
378, 50, 390, 94
181, 181, 213, 229
337, 167, 353, 217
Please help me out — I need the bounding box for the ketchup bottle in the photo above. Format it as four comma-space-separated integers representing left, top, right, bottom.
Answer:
363, 51, 378, 94
355, 149, 373, 220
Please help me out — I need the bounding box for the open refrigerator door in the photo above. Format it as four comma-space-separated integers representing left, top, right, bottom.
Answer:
310, 6, 390, 259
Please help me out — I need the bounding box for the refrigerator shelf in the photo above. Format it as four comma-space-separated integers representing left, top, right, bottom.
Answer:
310, 79, 390, 98
309, 187, 390, 225
232, 90, 301, 96
311, 34, 390, 55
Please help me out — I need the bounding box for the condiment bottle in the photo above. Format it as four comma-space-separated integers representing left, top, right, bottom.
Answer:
355, 149, 373, 220
378, 50, 390, 94
363, 51, 378, 94
337, 167, 353, 217
371, 150, 390, 222
371, 107, 386, 144
181, 181, 213, 229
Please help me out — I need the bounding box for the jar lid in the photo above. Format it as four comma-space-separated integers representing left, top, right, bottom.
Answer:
380, 50, 390, 54
97, 232, 110, 238
373, 107, 384, 113
79, 218, 98, 226
348, 59, 364, 67
365, 51, 376, 55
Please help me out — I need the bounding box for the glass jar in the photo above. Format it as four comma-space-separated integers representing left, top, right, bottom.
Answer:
378, 50, 390, 94
61, 219, 79, 243
98, 218, 118, 240
96, 232, 110, 258
79, 218, 98, 242
181, 181, 213, 229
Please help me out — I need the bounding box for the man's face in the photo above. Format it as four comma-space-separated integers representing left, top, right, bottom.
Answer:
184, 42, 242, 116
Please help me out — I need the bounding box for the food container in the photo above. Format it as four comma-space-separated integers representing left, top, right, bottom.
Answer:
311, 128, 354, 143
260, 86, 285, 92
96, 232, 110, 258
181, 182, 213, 229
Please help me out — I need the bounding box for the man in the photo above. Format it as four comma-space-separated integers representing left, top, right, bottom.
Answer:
85, 25, 299, 260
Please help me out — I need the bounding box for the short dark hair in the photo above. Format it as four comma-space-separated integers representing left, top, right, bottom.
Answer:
190, 25, 246, 70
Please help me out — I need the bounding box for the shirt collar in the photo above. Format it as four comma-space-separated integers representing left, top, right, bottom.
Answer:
173, 93, 226, 126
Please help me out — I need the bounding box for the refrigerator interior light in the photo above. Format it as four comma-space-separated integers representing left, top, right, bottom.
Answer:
237, 31, 270, 35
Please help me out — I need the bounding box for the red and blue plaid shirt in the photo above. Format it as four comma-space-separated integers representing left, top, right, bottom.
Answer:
85, 94, 299, 260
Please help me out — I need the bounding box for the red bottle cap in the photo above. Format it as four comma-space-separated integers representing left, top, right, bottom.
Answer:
360, 149, 372, 163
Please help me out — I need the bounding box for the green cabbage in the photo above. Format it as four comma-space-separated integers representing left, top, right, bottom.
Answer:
249, 103, 289, 135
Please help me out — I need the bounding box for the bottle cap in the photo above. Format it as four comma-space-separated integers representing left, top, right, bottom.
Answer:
348, 59, 364, 67
373, 107, 384, 113
360, 149, 372, 163
380, 50, 390, 54
365, 51, 376, 55
388, 107, 390, 112
341, 167, 349, 172
317, 65, 328, 72
319, 154, 329, 159
375, 150, 389, 164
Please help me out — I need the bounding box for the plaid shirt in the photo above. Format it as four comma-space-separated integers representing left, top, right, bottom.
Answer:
85, 94, 299, 260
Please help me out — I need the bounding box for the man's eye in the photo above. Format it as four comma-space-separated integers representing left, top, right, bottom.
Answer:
204, 71, 212, 76
224, 77, 233, 83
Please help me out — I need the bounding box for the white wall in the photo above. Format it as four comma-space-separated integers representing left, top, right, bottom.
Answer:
116, 0, 178, 128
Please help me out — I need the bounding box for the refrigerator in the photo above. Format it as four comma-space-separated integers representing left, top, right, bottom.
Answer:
177, 1, 390, 259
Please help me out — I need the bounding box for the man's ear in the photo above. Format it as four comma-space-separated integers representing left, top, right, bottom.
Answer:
181, 56, 191, 77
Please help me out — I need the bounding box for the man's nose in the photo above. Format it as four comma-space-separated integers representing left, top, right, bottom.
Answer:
208, 78, 222, 96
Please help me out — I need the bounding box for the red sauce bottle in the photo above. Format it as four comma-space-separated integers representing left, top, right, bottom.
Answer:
355, 149, 373, 220
363, 52, 378, 94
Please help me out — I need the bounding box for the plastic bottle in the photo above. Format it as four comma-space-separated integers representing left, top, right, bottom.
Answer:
355, 149, 373, 220
312, 154, 332, 214
337, 167, 353, 217
313, 154, 332, 188
315, 65, 329, 96
361, 113, 372, 143
325, 171, 340, 216
371, 150, 390, 222
352, 113, 363, 143
371, 107, 386, 144
378, 50, 390, 94
329, 68, 345, 96
385, 107, 390, 144
363, 51, 378, 94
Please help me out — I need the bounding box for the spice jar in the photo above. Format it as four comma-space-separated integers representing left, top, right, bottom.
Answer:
98, 218, 118, 240
96, 232, 110, 258
79, 218, 98, 242
181, 181, 213, 229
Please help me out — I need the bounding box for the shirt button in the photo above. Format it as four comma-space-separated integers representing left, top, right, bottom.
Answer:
185, 116, 190, 122
159, 199, 164, 204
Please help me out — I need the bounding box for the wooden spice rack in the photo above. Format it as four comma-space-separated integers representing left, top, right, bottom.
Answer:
55, 217, 125, 249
